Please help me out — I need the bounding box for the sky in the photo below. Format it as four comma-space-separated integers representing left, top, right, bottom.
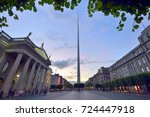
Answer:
1, 0, 150, 83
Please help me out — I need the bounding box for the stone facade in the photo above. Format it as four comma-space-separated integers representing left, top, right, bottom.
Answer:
109, 26, 150, 80
0, 31, 52, 97
88, 67, 110, 85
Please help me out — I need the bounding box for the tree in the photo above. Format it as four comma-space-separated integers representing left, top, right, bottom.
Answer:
95, 84, 101, 89
88, 0, 150, 31
74, 83, 84, 88
64, 82, 73, 89
0, 0, 81, 27
0, 0, 150, 31
85, 81, 93, 87
56, 84, 63, 91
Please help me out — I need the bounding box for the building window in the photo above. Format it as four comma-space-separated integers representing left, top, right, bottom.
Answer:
146, 67, 150, 72
135, 52, 137, 56
2, 62, 9, 73
141, 68, 144, 72
146, 33, 150, 38
138, 49, 141, 53
142, 57, 146, 64
138, 59, 142, 65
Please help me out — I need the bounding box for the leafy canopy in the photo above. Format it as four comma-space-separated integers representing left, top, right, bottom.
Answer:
0, 0, 150, 31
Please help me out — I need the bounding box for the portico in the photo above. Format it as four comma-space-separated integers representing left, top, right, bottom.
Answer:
0, 31, 52, 97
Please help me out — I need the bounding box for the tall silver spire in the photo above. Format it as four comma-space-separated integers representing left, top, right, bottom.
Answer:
77, 11, 80, 84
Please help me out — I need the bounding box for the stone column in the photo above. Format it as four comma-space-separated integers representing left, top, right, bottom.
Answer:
17, 57, 31, 91
0, 53, 7, 72
37, 68, 46, 93
2, 53, 23, 96
25, 61, 37, 90
31, 64, 41, 91
41, 69, 48, 91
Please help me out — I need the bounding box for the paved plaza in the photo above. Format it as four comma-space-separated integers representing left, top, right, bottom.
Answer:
5, 90, 150, 100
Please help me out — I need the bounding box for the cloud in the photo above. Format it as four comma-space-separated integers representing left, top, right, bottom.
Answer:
52, 58, 116, 69
65, 75, 76, 80
52, 58, 76, 69
80, 59, 117, 65
52, 57, 117, 69
53, 43, 76, 51
46, 32, 65, 41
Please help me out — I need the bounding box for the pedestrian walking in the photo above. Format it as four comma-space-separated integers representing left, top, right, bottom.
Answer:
8, 89, 12, 98
0, 91, 3, 98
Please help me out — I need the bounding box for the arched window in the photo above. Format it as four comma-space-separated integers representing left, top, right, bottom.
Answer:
2, 62, 9, 73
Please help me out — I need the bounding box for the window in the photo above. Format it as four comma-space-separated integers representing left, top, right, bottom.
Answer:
138, 59, 142, 65
139, 49, 141, 53
2, 62, 9, 73
142, 57, 146, 64
146, 33, 150, 38
141, 68, 144, 72
146, 67, 150, 72
135, 51, 137, 56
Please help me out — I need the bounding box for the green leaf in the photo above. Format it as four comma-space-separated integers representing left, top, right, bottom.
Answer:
89, 14, 93, 17
14, 15, 19, 20
54, 6, 61, 10
132, 28, 135, 32
60, 8, 64, 12
65, 2, 70, 8
96, 1, 102, 9
38, 1, 44, 6
148, 13, 150, 20
122, 17, 127, 22
121, 13, 125, 18
119, 20, 122, 24
134, 25, 139, 29
104, 11, 110, 16
115, 12, 120, 17
78, 0, 81, 3
19, 8, 24, 12
71, 5, 74, 10
120, 24, 124, 27
33, 7, 37, 12
47, 0, 53, 4
8, 9, 14, 16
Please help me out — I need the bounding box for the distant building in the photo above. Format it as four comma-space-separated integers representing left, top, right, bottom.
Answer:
50, 74, 60, 86
109, 26, 150, 80
0, 31, 52, 97
88, 67, 110, 85
50, 74, 71, 90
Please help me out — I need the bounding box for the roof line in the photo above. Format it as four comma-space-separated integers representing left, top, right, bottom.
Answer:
1, 30, 12, 39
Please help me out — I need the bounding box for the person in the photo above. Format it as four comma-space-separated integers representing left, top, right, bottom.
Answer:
0, 91, 3, 98
8, 89, 12, 98
11, 90, 15, 98
35, 89, 38, 94
44, 89, 47, 95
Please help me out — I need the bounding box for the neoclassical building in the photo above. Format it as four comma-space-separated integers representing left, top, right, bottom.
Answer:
109, 26, 150, 79
0, 31, 52, 97
87, 67, 110, 85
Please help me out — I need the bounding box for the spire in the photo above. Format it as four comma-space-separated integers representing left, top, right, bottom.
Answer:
77, 11, 80, 84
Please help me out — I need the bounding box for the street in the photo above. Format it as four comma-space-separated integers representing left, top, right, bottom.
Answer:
9, 90, 150, 100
